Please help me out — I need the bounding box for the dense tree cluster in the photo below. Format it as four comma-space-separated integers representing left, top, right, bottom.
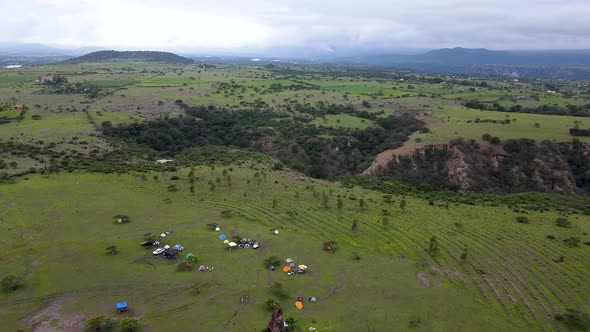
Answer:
101, 103, 423, 179
465, 100, 590, 117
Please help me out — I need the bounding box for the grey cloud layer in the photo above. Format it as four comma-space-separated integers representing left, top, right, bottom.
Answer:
2, 0, 589, 50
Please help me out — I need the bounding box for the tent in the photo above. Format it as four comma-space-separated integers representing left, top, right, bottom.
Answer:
274, 229, 279, 235
164, 245, 170, 250
285, 258, 293, 264
282, 266, 291, 273
186, 253, 194, 260
298, 265, 308, 273
199, 265, 206, 271
160, 233, 167, 238
295, 301, 303, 310
228, 242, 238, 247
309, 297, 317, 302
116, 302, 127, 313
289, 263, 296, 268
219, 234, 228, 241
173, 244, 184, 251
269, 265, 275, 271
215, 226, 221, 231
223, 240, 230, 244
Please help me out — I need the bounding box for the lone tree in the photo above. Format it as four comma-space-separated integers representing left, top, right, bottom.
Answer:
119, 318, 140, 332
359, 198, 366, 209
400, 198, 407, 212
337, 197, 343, 210
428, 236, 439, 255
1, 275, 23, 291
85, 315, 112, 331
106, 245, 118, 255
352, 219, 359, 232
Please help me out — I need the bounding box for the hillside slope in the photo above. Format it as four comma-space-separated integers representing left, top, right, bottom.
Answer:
373, 140, 590, 194
61, 50, 194, 64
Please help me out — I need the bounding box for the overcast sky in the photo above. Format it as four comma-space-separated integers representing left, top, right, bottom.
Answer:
2, 0, 590, 53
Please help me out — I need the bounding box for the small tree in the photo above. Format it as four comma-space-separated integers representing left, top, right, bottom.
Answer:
359, 198, 366, 209
337, 197, 343, 210
1, 275, 23, 291
556, 218, 572, 228
516, 216, 529, 224
264, 256, 281, 267
460, 252, 468, 261
285, 316, 298, 329
400, 198, 407, 212
85, 315, 112, 331
106, 245, 118, 255
119, 318, 140, 332
352, 219, 358, 232
264, 298, 278, 312
428, 236, 439, 255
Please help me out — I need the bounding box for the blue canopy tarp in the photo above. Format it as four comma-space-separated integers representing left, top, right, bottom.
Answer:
116, 302, 127, 309
219, 234, 228, 241
173, 244, 184, 250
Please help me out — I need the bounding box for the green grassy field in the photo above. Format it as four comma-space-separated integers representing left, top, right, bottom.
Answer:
312, 114, 375, 130
1, 165, 588, 331
413, 106, 590, 144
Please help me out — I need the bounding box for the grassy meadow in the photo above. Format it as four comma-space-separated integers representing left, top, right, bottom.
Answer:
5, 166, 586, 331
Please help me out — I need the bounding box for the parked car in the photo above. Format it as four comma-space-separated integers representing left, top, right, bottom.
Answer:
152, 248, 165, 255
141, 241, 154, 247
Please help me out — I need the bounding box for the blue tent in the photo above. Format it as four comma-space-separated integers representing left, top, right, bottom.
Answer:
173, 244, 184, 251
116, 302, 127, 313
219, 234, 228, 241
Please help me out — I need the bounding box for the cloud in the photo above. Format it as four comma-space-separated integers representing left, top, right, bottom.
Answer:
2, 0, 590, 51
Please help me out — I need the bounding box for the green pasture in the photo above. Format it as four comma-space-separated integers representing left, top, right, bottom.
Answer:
5, 169, 577, 331
413, 106, 590, 144
312, 114, 375, 130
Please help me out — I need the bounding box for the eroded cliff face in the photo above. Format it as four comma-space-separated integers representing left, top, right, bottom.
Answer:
374, 141, 590, 194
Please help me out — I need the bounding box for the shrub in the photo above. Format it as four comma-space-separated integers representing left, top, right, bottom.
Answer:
119, 318, 140, 332
264, 298, 278, 312
489, 136, 502, 145
113, 214, 130, 224
546, 235, 556, 240
270, 282, 289, 299
554, 308, 590, 330
556, 218, 572, 228
516, 216, 529, 224
264, 256, 281, 267
563, 237, 581, 247
85, 315, 112, 330
1, 275, 24, 291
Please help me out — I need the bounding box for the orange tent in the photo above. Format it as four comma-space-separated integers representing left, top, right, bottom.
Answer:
295, 301, 303, 310
282, 266, 291, 273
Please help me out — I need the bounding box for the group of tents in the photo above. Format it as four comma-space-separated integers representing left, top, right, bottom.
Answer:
277, 258, 308, 275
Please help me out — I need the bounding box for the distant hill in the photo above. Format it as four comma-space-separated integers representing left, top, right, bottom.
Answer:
338, 47, 590, 79
61, 50, 194, 64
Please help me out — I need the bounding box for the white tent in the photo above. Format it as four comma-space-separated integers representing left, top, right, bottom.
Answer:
285, 258, 293, 263
160, 233, 167, 237
215, 226, 221, 231
228, 242, 238, 247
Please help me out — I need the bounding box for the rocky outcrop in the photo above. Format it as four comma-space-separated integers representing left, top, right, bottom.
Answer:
266, 304, 287, 332
374, 140, 590, 194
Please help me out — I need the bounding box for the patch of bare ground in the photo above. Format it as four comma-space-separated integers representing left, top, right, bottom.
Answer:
362, 142, 423, 176
27, 295, 85, 332
416, 272, 430, 288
